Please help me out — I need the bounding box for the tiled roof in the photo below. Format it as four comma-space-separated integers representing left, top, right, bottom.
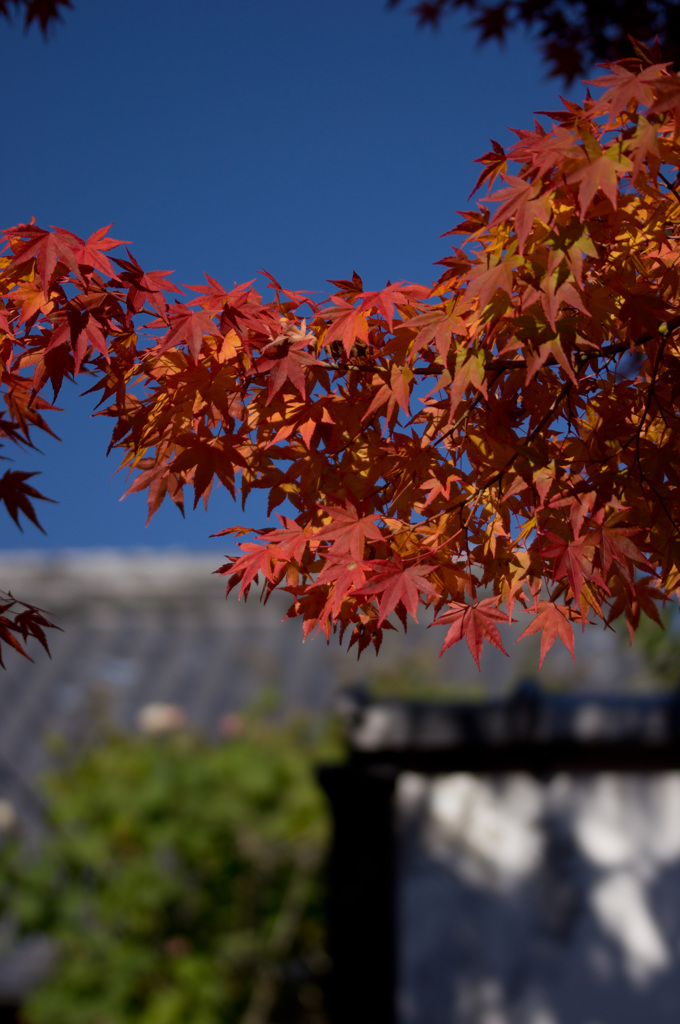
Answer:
0, 549, 653, 830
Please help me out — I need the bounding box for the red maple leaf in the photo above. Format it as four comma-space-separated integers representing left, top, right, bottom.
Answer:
402, 306, 464, 361
516, 602, 575, 667
567, 145, 632, 216
356, 558, 437, 625
0, 470, 55, 532
314, 556, 371, 627
357, 281, 428, 332
5, 224, 80, 294
314, 504, 384, 562
589, 64, 665, 117
0, 593, 57, 667
595, 522, 652, 586
72, 224, 128, 278
362, 363, 414, 422
40, 306, 111, 374
465, 255, 522, 311
539, 531, 606, 605
155, 304, 219, 362
217, 542, 281, 599
255, 331, 319, 402
320, 298, 369, 357
255, 516, 310, 564
470, 139, 507, 196
169, 433, 249, 507
487, 176, 550, 253
113, 252, 182, 316
431, 597, 509, 669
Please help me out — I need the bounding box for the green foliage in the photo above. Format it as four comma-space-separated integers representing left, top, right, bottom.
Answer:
362, 652, 491, 701
0, 713, 333, 1024
629, 609, 680, 690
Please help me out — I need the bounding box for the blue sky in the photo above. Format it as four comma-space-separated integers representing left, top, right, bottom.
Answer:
1, 0, 584, 552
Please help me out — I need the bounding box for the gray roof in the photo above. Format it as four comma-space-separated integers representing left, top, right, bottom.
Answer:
0, 549, 656, 829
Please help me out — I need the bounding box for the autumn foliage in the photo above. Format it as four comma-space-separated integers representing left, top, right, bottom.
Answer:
3, 51, 680, 668
0, 0, 71, 34
391, 0, 680, 84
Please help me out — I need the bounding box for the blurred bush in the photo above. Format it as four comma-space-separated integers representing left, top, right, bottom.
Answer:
629, 608, 680, 690
0, 708, 334, 1024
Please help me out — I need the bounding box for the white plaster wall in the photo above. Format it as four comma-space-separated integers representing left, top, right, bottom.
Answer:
397, 771, 680, 1024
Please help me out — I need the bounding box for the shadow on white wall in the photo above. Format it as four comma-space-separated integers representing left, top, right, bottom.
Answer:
398, 771, 680, 1024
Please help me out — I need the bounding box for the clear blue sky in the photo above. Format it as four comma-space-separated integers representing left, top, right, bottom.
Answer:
2, 0, 584, 551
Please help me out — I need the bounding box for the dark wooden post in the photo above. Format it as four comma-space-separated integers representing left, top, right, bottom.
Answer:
318, 763, 397, 1024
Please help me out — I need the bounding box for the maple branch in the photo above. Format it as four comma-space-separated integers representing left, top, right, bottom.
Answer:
314, 330, 643, 383
629, 332, 680, 535
7, 59, 680, 669
438, 367, 506, 448
636, 467, 680, 536
659, 170, 680, 204
485, 339, 656, 374
321, 355, 442, 378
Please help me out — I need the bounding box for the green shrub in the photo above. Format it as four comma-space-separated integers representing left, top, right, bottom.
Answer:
1, 711, 333, 1024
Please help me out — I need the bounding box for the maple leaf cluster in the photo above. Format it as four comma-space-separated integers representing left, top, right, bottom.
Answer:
0, 0, 71, 34
389, 0, 680, 83
3, 51, 680, 669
